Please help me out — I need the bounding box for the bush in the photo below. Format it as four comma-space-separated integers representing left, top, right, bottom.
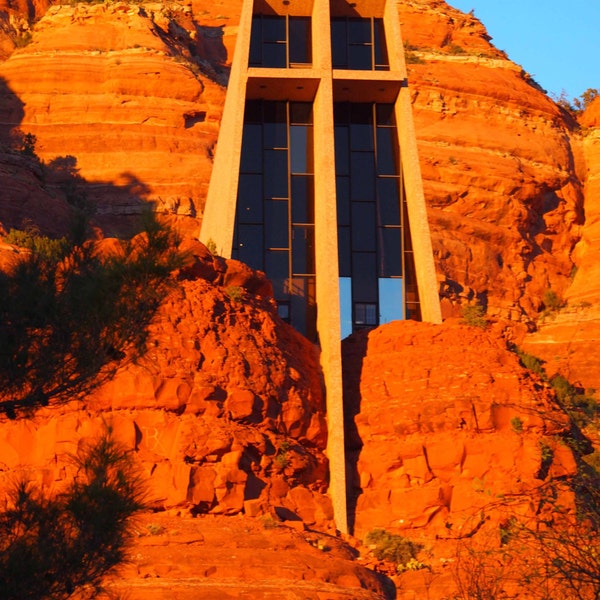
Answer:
0, 214, 182, 416
0, 430, 145, 599
365, 528, 424, 570
461, 303, 488, 329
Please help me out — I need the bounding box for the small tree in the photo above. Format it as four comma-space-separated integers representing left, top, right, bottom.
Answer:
0, 429, 145, 599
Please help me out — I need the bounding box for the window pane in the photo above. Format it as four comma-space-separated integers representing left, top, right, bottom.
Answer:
379, 278, 403, 324
350, 105, 373, 150
237, 174, 263, 223
264, 150, 288, 198
350, 153, 375, 200
352, 202, 376, 251
338, 226, 351, 277
249, 16, 262, 66
376, 104, 395, 126
244, 100, 262, 123
265, 199, 289, 248
263, 42, 287, 68
334, 125, 349, 174
378, 227, 402, 277
348, 44, 372, 70
240, 123, 262, 172
336, 176, 350, 226
377, 177, 401, 224
265, 249, 289, 298
290, 125, 310, 173
355, 303, 377, 326
292, 225, 315, 274
289, 17, 311, 64
374, 19, 389, 69
291, 175, 314, 223
376, 127, 398, 175
352, 252, 377, 302
262, 16, 286, 43
237, 224, 264, 270
331, 19, 347, 68
348, 18, 371, 44
263, 102, 287, 147
339, 277, 353, 338
290, 103, 312, 125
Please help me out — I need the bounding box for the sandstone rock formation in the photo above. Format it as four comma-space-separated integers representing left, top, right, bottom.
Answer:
343, 319, 573, 540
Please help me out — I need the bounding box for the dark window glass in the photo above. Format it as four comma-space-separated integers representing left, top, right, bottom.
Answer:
264, 150, 288, 198
355, 302, 378, 326
263, 43, 287, 68
244, 100, 262, 123
334, 102, 349, 123
403, 199, 413, 250
352, 202, 376, 252
240, 123, 262, 172
334, 126, 349, 175
348, 18, 371, 44
378, 227, 402, 277
290, 125, 310, 174
348, 45, 372, 70
291, 175, 314, 223
262, 16, 286, 43
278, 302, 290, 321
292, 225, 315, 274
376, 127, 398, 175
374, 19, 388, 69
377, 178, 401, 224
265, 250, 289, 298
290, 102, 313, 124
376, 104, 395, 126
265, 199, 289, 248
331, 17, 388, 70
237, 174, 263, 223
350, 105, 373, 150
350, 153, 375, 200
249, 16, 262, 66
336, 176, 350, 226
263, 101, 287, 147
352, 252, 377, 302
289, 17, 311, 65
237, 224, 264, 270
338, 226, 351, 277
331, 19, 347, 68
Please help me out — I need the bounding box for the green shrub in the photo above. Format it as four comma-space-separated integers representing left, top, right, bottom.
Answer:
365, 528, 424, 570
461, 303, 488, 329
542, 289, 564, 312
513, 347, 545, 378
0, 430, 145, 599
226, 285, 243, 302
205, 238, 217, 255
447, 43, 466, 55
4, 228, 70, 264
510, 416, 523, 433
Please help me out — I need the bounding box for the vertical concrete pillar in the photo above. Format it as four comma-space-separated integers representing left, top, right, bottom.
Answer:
199, 0, 254, 257
312, 0, 348, 535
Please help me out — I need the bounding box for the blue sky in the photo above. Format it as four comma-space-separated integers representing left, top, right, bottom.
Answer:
447, 0, 600, 101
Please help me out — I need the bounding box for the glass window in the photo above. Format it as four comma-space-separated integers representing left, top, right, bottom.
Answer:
278, 302, 290, 322
339, 277, 353, 338
237, 174, 263, 223
376, 127, 398, 175
265, 199, 289, 248
355, 303, 377, 326
291, 175, 314, 223
250, 15, 311, 68
264, 150, 288, 198
379, 278, 404, 324
289, 17, 312, 65
336, 176, 350, 226
265, 250, 289, 297
334, 126, 349, 175
330, 17, 388, 70
263, 102, 287, 148
351, 202, 376, 252
377, 178, 401, 224
290, 125, 312, 174
352, 252, 377, 302
350, 105, 374, 150
378, 227, 402, 277
338, 226, 351, 277
292, 225, 315, 275
237, 224, 264, 270
240, 123, 262, 172
350, 153, 375, 200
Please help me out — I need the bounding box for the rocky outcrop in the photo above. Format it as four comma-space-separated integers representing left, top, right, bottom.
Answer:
0, 239, 332, 527
398, 0, 582, 321
344, 319, 573, 538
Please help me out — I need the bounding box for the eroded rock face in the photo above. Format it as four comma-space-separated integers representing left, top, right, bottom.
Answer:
344, 319, 572, 538
0, 240, 332, 526
397, 1, 582, 321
